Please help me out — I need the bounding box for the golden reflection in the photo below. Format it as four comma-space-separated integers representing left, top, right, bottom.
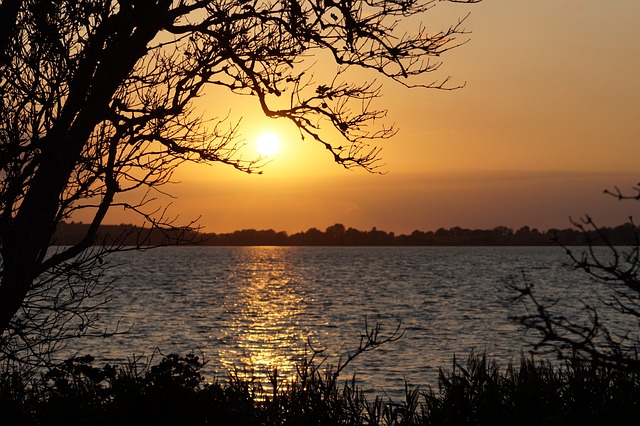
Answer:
217, 247, 306, 385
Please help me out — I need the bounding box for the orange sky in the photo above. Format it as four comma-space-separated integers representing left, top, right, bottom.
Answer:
99, 0, 640, 234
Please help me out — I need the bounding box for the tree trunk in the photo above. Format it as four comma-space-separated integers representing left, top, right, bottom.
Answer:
0, 3, 171, 336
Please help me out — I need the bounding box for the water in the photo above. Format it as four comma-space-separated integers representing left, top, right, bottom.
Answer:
64, 246, 627, 397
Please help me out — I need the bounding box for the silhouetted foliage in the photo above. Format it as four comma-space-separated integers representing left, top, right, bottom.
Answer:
510, 184, 640, 373
0, 0, 479, 368
422, 352, 640, 426
2, 351, 639, 425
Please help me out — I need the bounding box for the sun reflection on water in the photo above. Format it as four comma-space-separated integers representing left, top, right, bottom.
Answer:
217, 248, 307, 384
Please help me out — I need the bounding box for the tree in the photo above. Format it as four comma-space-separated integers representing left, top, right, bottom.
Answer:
510, 184, 640, 372
0, 0, 478, 368
325, 223, 346, 241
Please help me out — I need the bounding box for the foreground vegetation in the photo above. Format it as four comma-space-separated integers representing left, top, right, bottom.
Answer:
1, 352, 639, 426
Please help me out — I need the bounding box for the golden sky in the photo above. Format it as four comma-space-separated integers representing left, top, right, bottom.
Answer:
102, 0, 640, 234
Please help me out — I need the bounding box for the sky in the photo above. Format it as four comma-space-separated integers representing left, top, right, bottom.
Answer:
101, 0, 640, 234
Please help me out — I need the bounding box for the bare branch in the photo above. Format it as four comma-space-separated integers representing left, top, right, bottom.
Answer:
0, 0, 479, 368
509, 185, 640, 372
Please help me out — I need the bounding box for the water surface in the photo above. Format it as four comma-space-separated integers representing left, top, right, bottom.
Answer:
67, 246, 620, 397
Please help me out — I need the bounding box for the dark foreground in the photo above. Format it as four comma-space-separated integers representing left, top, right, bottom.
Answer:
1, 353, 639, 426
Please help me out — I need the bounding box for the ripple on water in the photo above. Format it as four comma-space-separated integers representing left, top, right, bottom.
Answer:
63, 246, 631, 399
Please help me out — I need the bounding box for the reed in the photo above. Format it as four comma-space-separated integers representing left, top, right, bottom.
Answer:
1, 351, 639, 425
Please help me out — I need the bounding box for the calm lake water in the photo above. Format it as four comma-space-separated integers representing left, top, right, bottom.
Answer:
64, 246, 624, 397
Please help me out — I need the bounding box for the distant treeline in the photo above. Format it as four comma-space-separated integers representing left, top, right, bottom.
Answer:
53, 221, 638, 246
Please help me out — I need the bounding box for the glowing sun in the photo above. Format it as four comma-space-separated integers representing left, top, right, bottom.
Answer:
256, 132, 281, 157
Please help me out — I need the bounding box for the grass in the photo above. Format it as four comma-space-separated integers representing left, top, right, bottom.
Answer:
0, 352, 639, 425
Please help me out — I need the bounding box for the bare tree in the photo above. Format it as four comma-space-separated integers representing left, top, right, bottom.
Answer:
510, 184, 640, 372
0, 0, 478, 368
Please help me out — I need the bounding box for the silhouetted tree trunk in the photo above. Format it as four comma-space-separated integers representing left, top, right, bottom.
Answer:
0, 0, 21, 64
0, 1, 172, 338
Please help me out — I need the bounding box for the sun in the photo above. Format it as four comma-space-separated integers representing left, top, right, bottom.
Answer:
256, 132, 281, 157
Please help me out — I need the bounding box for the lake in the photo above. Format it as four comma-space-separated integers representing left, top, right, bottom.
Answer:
65, 246, 621, 398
